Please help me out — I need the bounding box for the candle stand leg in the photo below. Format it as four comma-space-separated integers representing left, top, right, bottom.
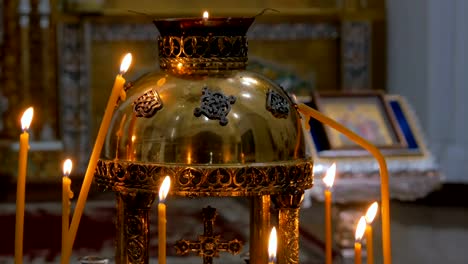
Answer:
273, 191, 304, 264
116, 192, 157, 264
250, 195, 271, 264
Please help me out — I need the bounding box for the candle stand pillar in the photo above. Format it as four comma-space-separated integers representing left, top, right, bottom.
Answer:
116, 191, 157, 264
250, 195, 271, 264
273, 191, 304, 264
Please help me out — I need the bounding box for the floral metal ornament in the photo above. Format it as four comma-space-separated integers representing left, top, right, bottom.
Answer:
133, 89, 163, 118
266, 89, 290, 118
194, 87, 236, 126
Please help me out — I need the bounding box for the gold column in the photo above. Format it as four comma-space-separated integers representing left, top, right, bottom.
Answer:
116, 192, 157, 264
38, 0, 57, 139
1, 1, 21, 138
250, 195, 271, 263
18, 0, 31, 103
273, 191, 304, 264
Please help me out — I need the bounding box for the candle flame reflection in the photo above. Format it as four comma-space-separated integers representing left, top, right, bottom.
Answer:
120, 53, 132, 74
322, 163, 336, 188
203, 11, 209, 19
365, 202, 378, 224
268, 227, 277, 263
63, 159, 73, 176
355, 216, 366, 241
21, 107, 34, 130
159, 176, 171, 202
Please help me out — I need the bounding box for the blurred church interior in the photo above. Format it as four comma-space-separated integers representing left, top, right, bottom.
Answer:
0, 0, 467, 263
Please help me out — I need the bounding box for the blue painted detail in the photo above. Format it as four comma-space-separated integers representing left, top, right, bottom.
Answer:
305, 102, 329, 152
389, 100, 419, 149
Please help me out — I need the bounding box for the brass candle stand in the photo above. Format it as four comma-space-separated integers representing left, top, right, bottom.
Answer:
94, 15, 313, 264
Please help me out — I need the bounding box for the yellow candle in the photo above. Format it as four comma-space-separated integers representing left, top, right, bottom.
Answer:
297, 104, 392, 264
323, 163, 336, 264
365, 202, 378, 264
366, 226, 373, 264
268, 227, 277, 264
354, 242, 362, 264
355, 216, 366, 264
158, 176, 171, 264
61, 159, 73, 264
63, 53, 132, 261
15, 107, 33, 264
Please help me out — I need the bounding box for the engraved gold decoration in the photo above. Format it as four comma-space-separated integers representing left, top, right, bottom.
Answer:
115, 192, 156, 264
273, 192, 304, 264
95, 160, 313, 197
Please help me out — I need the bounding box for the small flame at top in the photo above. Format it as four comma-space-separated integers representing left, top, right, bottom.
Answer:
159, 176, 171, 202
355, 216, 367, 241
120, 53, 132, 74
268, 227, 277, 262
203, 11, 209, 19
21, 107, 34, 131
63, 159, 73, 176
365, 201, 378, 224
322, 163, 336, 188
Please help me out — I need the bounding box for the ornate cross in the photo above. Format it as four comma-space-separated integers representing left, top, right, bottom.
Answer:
175, 206, 243, 264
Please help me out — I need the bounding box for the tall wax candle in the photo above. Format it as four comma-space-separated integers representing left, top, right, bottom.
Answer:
61, 159, 73, 264
15, 107, 33, 264
158, 176, 171, 264
365, 202, 378, 264
297, 104, 392, 264
268, 227, 277, 264
354, 242, 362, 264
323, 163, 336, 264
354, 216, 366, 264
63, 53, 132, 261
365, 226, 373, 264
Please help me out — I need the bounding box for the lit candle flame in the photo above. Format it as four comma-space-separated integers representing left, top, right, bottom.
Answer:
365, 202, 378, 224
355, 216, 367, 241
322, 163, 336, 189
159, 176, 171, 202
21, 107, 34, 131
119, 53, 132, 74
203, 11, 209, 19
268, 227, 277, 263
62, 159, 73, 177
131, 135, 136, 143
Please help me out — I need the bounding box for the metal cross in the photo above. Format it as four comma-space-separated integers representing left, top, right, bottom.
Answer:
174, 206, 243, 264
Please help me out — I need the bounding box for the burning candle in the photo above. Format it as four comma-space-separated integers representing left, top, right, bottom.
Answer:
355, 216, 366, 264
203, 10, 209, 21
64, 53, 132, 261
297, 104, 392, 264
61, 159, 73, 264
268, 227, 277, 264
158, 176, 171, 264
323, 163, 336, 264
15, 107, 33, 264
365, 202, 378, 264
